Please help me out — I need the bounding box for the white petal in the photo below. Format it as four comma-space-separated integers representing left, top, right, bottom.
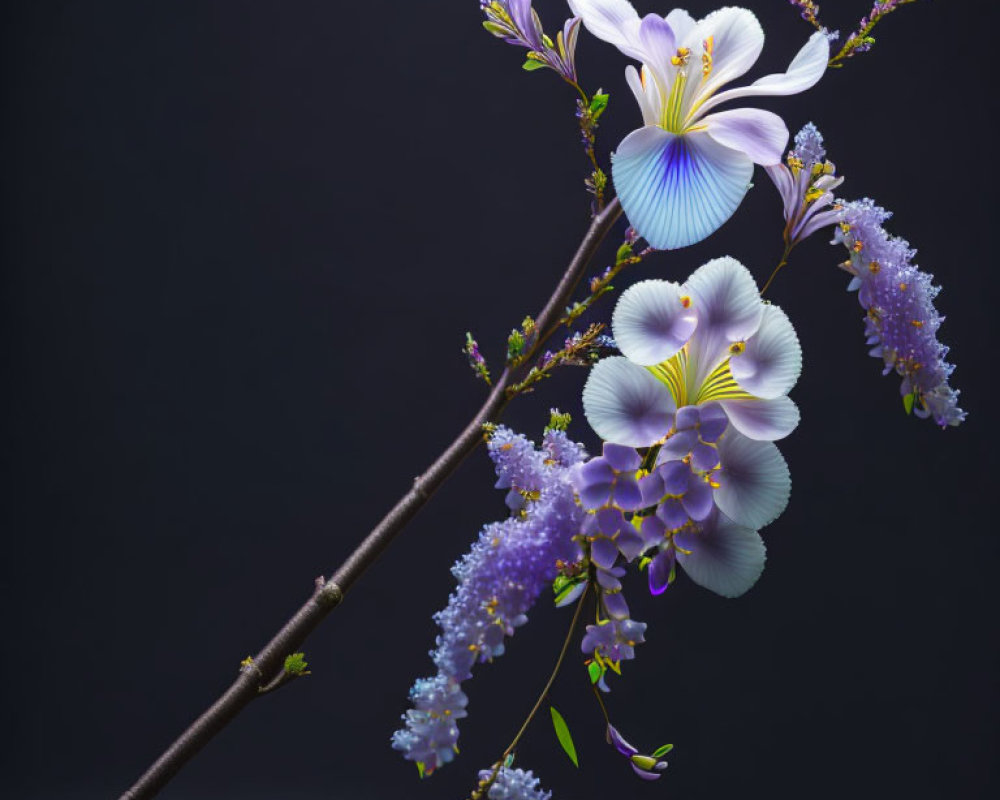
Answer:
625, 65, 659, 127
730, 303, 802, 398
636, 14, 677, 93
696, 30, 830, 118
612, 279, 698, 366
664, 9, 696, 43
582, 356, 676, 447
720, 396, 800, 441
764, 163, 798, 221
611, 126, 752, 250
703, 108, 789, 166
676, 512, 765, 598
682, 7, 764, 118
567, 0, 641, 55
684, 255, 763, 341
715, 431, 790, 529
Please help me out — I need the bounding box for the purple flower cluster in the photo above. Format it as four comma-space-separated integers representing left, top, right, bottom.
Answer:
392, 428, 587, 774
478, 766, 552, 800
480, 1, 580, 82
833, 199, 965, 427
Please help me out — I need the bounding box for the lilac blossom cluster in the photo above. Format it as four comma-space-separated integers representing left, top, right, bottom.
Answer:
392, 427, 587, 774
478, 766, 552, 800
480, 1, 580, 82
833, 199, 965, 427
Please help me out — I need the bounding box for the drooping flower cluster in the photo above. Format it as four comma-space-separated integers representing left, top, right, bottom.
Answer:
577, 256, 797, 606
766, 123, 844, 249
833, 199, 965, 427
481, 1, 581, 82
392, 427, 588, 774
478, 766, 552, 800
569, 1, 829, 249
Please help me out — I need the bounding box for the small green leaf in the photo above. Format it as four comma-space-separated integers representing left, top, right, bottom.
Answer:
588, 661, 603, 684
482, 21, 507, 37
903, 391, 916, 415
553, 578, 583, 606
652, 743, 674, 758
504, 753, 516, 768
589, 92, 610, 119
283, 652, 309, 675
615, 242, 634, 264
522, 57, 547, 71
550, 706, 579, 767
416, 761, 426, 779
631, 754, 659, 770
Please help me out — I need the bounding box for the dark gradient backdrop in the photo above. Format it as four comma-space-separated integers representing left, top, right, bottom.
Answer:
2, 2, 997, 798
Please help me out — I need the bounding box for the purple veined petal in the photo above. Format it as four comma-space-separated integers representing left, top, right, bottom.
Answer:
715, 431, 790, 528
631, 763, 663, 780
729, 303, 802, 399
683, 257, 764, 365
583, 356, 675, 447
635, 13, 676, 94
596, 566, 623, 591
764, 163, 798, 222
612, 280, 698, 367
555, 580, 587, 608
507, 0, 542, 48
603, 442, 642, 472
648, 548, 676, 595
602, 590, 630, 620
694, 30, 830, 120
567, 0, 641, 57
659, 428, 697, 459
703, 108, 789, 166
656, 496, 689, 530
690, 440, 720, 471
795, 206, 843, 242
674, 404, 700, 430
596, 506, 626, 536
720, 396, 800, 441
676, 511, 766, 598
614, 475, 643, 512
681, 474, 715, 521
658, 460, 690, 495
679, 7, 765, 115
640, 514, 667, 547
592, 536, 620, 569
607, 724, 638, 757
611, 126, 754, 251
639, 470, 665, 507
617, 527, 647, 562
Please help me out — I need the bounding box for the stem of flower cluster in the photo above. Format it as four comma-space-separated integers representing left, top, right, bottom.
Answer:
759, 243, 794, 297
118, 198, 623, 800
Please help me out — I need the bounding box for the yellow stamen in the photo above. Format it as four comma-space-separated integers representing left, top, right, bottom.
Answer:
670, 47, 691, 67
701, 36, 714, 76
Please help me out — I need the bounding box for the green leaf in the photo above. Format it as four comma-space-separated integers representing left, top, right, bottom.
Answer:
482, 21, 507, 37
903, 392, 916, 415
550, 706, 579, 767
522, 57, 547, 71
589, 92, 610, 119
615, 242, 634, 264
587, 661, 603, 684
504, 753, 516, 768
553, 578, 583, 606
652, 743, 674, 758
283, 652, 309, 675
416, 761, 426, 779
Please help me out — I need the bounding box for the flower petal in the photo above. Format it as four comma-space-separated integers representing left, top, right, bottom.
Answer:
696, 30, 830, 118
567, 0, 641, 55
612, 126, 753, 250
675, 512, 766, 598
720, 396, 800, 441
636, 13, 677, 93
664, 9, 696, 43
625, 65, 660, 127
715, 431, 790, 528
583, 356, 676, 446
681, 7, 765, 114
603, 442, 642, 472
612, 279, 698, 366
729, 303, 802, 398
648, 548, 676, 595
703, 108, 789, 166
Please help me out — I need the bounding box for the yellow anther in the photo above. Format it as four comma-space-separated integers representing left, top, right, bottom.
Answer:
500, 442, 514, 451
805, 186, 824, 203
787, 155, 804, 173
729, 341, 746, 356
911, 319, 924, 328
701, 36, 714, 75
869, 261, 881, 274
680, 294, 692, 308
852, 240, 864, 253
671, 47, 691, 66
899, 282, 908, 291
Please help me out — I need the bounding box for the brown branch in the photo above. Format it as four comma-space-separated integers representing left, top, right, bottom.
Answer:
118, 196, 623, 800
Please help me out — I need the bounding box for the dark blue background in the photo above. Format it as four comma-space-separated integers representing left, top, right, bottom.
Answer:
2, 1, 996, 798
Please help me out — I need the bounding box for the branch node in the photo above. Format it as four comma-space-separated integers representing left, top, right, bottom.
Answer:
316, 580, 343, 609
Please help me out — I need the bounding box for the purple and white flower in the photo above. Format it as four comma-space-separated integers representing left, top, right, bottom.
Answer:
606, 724, 670, 780
568, 1, 830, 249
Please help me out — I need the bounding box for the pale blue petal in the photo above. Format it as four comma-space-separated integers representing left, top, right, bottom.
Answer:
729, 303, 802, 399
676, 512, 766, 598
720, 396, 800, 441
612, 126, 753, 250
612, 279, 698, 366
715, 431, 790, 529
583, 356, 676, 447
703, 108, 789, 166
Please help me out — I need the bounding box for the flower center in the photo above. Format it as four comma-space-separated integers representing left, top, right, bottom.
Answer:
647, 344, 755, 405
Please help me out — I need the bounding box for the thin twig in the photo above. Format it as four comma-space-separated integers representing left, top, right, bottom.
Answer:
118, 198, 623, 800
